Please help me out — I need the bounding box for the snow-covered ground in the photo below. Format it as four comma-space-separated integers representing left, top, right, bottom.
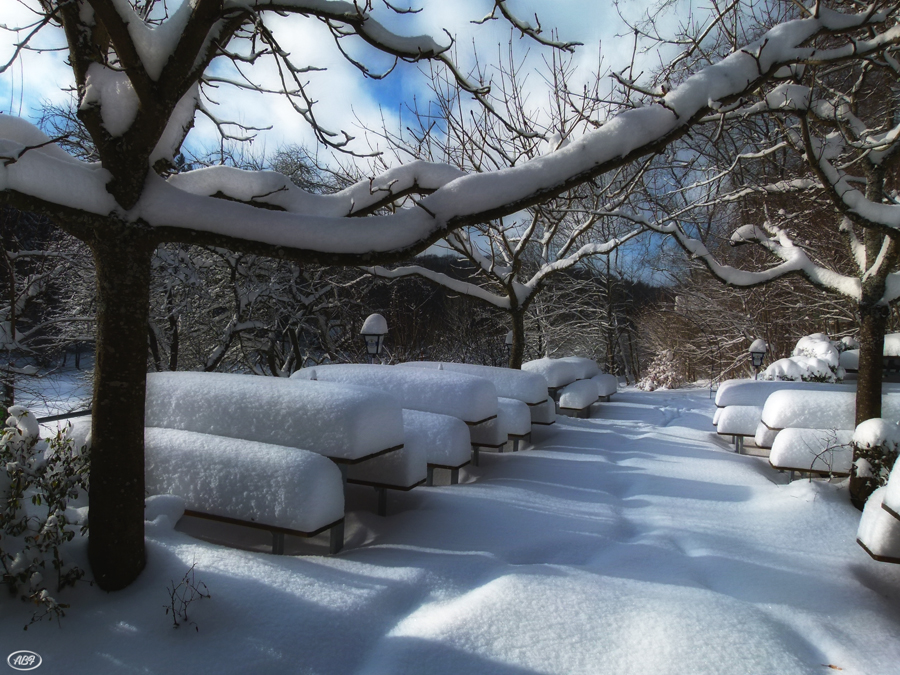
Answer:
5, 387, 900, 675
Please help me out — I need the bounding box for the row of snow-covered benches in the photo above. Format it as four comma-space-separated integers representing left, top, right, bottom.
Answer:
713, 379, 900, 478
70, 357, 617, 555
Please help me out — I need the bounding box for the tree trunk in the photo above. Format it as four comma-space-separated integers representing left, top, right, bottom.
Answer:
508, 310, 526, 369
87, 230, 154, 591
850, 301, 888, 509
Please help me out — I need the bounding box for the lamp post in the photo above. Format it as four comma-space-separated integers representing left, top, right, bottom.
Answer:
360, 313, 388, 364
749, 339, 768, 380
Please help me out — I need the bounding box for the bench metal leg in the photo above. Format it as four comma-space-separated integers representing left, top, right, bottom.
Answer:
338, 463, 348, 485
735, 436, 744, 454
375, 487, 387, 517
472, 447, 480, 467
329, 521, 344, 554
272, 531, 285, 555
450, 468, 459, 485
513, 438, 520, 453
426, 466, 435, 487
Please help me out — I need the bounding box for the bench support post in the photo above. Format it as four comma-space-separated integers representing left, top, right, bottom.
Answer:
271, 531, 285, 555
735, 436, 744, 454
450, 468, 459, 485
472, 447, 480, 467
375, 487, 387, 517
330, 521, 344, 554
426, 466, 434, 487
512, 438, 520, 453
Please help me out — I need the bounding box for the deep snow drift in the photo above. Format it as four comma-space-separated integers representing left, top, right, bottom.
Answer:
3, 387, 900, 675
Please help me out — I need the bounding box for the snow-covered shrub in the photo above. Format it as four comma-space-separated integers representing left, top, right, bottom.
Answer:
761, 333, 844, 383
637, 350, 686, 391
1, 406, 89, 627
851, 419, 900, 504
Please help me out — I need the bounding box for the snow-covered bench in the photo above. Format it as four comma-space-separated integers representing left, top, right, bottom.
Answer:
498, 397, 532, 452
522, 358, 583, 397
398, 361, 553, 426
292, 364, 500, 463
591, 373, 618, 402
557, 380, 599, 418
144, 427, 346, 553
858, 487, 900, 564
714, 379, 856, 450
756, 389, 900, 449
401, 409, 472, 486
768, 428, 854, 481
66, 415, 348, 554
143, 372, 407, 547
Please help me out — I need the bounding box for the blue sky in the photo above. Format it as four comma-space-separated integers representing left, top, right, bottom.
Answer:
0, 1, 662, 159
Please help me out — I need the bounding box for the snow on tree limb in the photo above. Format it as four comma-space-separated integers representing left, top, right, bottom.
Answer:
2, 3, 899, 262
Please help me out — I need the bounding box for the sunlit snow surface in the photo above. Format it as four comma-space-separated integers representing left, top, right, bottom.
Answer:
6, 387, 900, 674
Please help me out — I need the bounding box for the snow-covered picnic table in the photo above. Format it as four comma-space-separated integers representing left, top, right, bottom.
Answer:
398, 360, 553, 431
757, 389, 900, 448
292, 364, 501, 460
141, 372, 409, 551
768, 428, 855, 480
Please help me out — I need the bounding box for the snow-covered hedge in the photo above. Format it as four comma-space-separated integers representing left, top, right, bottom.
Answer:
761, 333, 843, 383
637, 349, 686, 391
851, 419, 900, 499
1, 407, 89, 627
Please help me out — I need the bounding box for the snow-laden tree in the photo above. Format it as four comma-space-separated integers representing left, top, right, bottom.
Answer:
619, 2, 900, 504
0, 0, 896, 588
363, 50, 648, 367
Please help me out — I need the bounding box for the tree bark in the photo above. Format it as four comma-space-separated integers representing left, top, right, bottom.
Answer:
850, 301, 888, 509
87, 228, 155, 591
508, 310, 526, 369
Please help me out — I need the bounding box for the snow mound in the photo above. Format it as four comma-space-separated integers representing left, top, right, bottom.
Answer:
292, 364, 498, 423
146, 372, 404, 461
881, 455, 900, 518
398, 361, 548, 405
144, 427, 344, 533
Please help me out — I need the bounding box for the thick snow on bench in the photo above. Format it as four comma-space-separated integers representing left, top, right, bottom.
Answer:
401, 409, 471, 469
530, 398, 557, 425
558, 380, 599, 410
144, 427, 344, 533
521, 358, 582, 388
397, 362, 548, 405
716, 405, 763, 437
881, 453, 900, 519
714, 379, 857, 408
558, 356, 601, 380
591, 373, 618, 398
146, 372, 404, 461
498, 398, 532, 437
761, 390, 900, 432
292, 364, 498, 423
858, 487, 900, 562
768, 428, 854, 473
346, 435, 427, 489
